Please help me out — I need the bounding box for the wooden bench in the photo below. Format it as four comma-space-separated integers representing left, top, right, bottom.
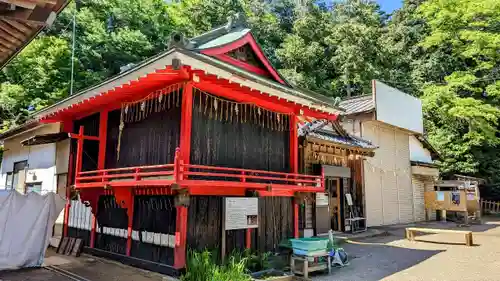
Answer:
405, 227, 473, 246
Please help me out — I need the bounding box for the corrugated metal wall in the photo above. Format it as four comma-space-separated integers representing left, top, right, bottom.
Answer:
361, 121, 413, 226
412, 175, 437, 221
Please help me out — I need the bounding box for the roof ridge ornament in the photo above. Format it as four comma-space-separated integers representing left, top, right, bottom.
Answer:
225, 12, 247, 31
167, 32, 194, 49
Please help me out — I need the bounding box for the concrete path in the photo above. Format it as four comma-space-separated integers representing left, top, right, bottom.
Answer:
313, 218, 500, 281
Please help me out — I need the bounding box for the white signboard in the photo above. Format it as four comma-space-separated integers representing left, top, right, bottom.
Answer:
224, 197, 259, 230
374, 80, 424, 134
316, 193, 329, 206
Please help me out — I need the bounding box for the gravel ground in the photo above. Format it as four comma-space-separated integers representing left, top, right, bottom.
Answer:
314, 218, 500, 281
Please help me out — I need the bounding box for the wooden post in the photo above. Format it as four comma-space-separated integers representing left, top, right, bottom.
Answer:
246, 228, 252, 249
290, 114, 298, 174
294, 201, 299, 238
90, 203, 98, 248
221, 198, 226, 263
441, 210, 447, 222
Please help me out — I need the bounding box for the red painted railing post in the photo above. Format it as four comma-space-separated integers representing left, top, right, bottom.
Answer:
74, 126, 84, 185
246, 228, 252, 249
174, 148, 181, 182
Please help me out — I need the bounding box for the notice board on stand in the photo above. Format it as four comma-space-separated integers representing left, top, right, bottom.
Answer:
221, 197, 259, 261
224, 197, 259, 230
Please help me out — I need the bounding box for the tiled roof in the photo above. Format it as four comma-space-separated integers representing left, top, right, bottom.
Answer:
339, 95, 374, 115
309, 130, 377, 150
298, 119, 376, 151
195, 28, 251, 50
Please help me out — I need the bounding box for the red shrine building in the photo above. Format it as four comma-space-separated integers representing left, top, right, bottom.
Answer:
5, 14, 346, 275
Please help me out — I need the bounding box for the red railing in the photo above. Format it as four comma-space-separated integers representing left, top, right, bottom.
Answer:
76, 164, 176, 188
75, 152, 324, 194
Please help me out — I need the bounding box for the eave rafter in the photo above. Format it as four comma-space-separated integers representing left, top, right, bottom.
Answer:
0, 0, 67, 67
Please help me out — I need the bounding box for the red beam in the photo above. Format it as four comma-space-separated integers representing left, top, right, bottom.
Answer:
257, 190, 295, 197
194, 78, 293, 114
69, 133, 100, 141
174, 206, 188, 269
196, 73, 336, 120
188, 186, 247, 196
180, 82, 194, 164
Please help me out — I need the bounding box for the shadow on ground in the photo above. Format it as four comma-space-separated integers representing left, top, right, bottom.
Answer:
313, 218, 500, 281
313, 235, 444, 281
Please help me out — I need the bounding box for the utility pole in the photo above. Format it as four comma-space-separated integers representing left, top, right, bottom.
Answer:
70, 12, 76, 96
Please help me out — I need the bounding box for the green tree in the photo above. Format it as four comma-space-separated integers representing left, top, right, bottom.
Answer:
417, 0, 500, 180
276, 0, 386, 96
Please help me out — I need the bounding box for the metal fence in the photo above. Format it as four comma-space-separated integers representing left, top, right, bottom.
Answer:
67, 194, 176, 266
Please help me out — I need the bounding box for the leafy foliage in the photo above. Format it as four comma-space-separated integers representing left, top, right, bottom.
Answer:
1, 0, 500, 186
181, 250, 251, 281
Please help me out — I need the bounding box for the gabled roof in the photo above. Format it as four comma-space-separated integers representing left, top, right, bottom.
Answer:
298, 118, 376, 153
187, 13, 289, 86
1, 13, 344, 138
339, 94, 374, 115
30, 47, 341, 122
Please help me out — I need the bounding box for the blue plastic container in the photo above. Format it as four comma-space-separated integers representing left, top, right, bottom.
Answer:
290, 237, 329, 251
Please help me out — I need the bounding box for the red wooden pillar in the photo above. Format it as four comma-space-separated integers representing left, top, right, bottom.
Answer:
90, 110, 108, 248
126, 188, 136, 256
97, 110, 108, 169
174, 206, 188, 269
179, 82, 194, 163
290, 115, 300, 238
174, 82, 193, 269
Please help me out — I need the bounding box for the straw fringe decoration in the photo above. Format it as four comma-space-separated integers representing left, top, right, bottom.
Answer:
192, 87, 289, 131
116, 82, 185, 161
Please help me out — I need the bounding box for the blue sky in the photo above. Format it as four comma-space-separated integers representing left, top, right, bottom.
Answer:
377, 0, 403, 13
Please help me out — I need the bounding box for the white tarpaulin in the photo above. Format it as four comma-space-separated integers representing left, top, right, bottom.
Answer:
0, 190, 65, 270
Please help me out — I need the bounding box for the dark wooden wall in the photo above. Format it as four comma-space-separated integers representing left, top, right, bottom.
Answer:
190, 101, 290, 172
187, 196, 293, 256
105, 108, 181, 169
